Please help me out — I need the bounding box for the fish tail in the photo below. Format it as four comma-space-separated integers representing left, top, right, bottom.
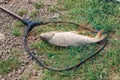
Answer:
94, 30, 107, 42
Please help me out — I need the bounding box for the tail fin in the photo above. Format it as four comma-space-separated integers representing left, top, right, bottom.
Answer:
95, 30, 104, 38
94, 30, 107, 42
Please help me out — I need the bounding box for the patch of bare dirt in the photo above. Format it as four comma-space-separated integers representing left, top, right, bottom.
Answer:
108, 72, 120, 80
0, 0, 60, 80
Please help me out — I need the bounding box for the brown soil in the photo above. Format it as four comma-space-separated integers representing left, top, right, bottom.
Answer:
0, 0, 59, 80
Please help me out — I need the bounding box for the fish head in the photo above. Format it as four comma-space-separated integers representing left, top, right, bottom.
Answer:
40, 32, 55, 41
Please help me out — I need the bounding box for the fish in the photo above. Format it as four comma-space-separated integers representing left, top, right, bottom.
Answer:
40, 30, 107, 47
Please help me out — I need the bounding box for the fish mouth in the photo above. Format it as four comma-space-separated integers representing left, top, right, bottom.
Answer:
40, 35, 48, 41
40, 32, 55, 42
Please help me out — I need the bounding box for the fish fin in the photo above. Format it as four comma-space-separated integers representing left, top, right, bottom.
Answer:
95, 30, 104, 38
94, 30, 107, 42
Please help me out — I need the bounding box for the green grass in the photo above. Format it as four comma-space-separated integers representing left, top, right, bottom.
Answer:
34, 1, 44, 9
30, 10, 39, 17
28, 0, 120, 80
49, 6, 58, 13
12, 27, 21, 37
11, 21, 24, 37
30, 41, 98, 68
14, 21, 24, 27
0, 57, 21, 74
17, 9, 26, 16
3, 0, 119, 79
28, 22, 79, 37
10, 48, 24, 57
20, 77, 29, 80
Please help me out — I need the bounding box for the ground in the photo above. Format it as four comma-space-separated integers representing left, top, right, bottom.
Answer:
0, 0, 120, 80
